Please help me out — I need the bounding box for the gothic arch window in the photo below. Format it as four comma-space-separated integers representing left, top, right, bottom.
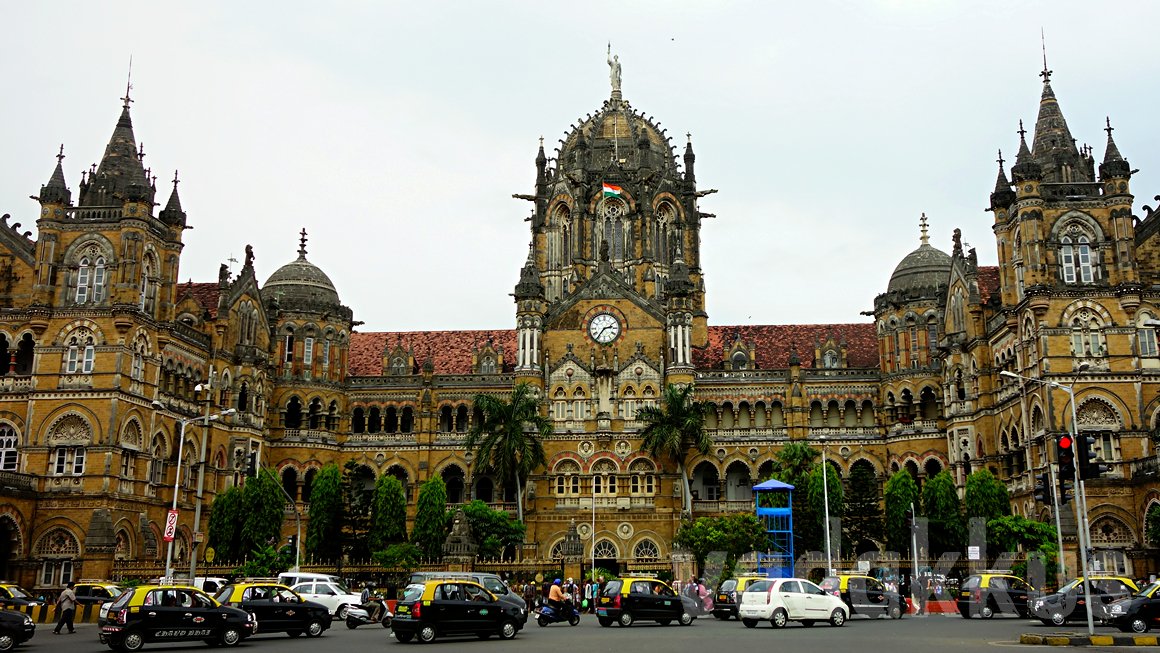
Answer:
455, 405, 468, 432
368, 406, 382, 433
307, 397, 322, 429
629, 458, 656, 495
1070, 315, 1104, 357
480, 356, 496, 374
1138, 312, 1159, 357
326, 400, 338, 430
14, 333, 34, 375
65, 329, 96, 375
731, 351, 749, 371
401, 406, 414, 433
633, 539, 659, 561
285, 397, 303, 429
75, 256, 109, 304
654, 202, 675, 267
592, 539, 618, 559
390, 356, 408, 376
1060, 235, 1095, 284
597, 197, 628, 262
0, 424, 17, 471
384, 406, 397, 433
554, 459, 581, 495
592, 459, 619, 495
237, 382, 250, 414
822, 350, 839, 368
34, 527, 79, 586
140, 253, 158, 315
281, 467, 298, 501
549, 539, 567, 560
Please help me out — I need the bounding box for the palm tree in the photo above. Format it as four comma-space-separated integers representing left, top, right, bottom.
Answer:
637, 383, 713, 516
466, 382, 549, 524
771, 441, 819, 488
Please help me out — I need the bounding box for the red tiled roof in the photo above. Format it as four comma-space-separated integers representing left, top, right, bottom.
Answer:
178, 282, 222, 318
696, 323, 879, 370
977, 266, 1000, 304
349, 330, 518, 376
349, 322, 880, 377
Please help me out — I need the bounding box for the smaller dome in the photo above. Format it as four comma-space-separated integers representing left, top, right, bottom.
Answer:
261, 232, 344, 313
887, 243, 952, 294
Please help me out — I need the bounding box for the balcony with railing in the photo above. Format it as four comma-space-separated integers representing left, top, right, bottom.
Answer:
0, 470, 36, 493
0, 375, 33, 394
692, 499, 753, 514
553, 496, 656, 510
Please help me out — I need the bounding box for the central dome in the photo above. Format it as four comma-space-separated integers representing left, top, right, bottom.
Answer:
887, 242, 952, 294
555, 98, 681, 179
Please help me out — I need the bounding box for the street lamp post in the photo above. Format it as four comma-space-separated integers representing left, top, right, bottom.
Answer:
820, 437, 833, 575
153, 399, 235, 582
999, 369, 1095, 635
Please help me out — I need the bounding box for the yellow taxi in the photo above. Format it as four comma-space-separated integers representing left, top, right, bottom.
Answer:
713, 576, 771, 620
958, 572, 1037, 619
392, 579, 521, 643
0, 584, 42, 608
1031, 575, 1139, 625
819, 573, 908, 619
597, 576, 695, 627
214, 581, 332, 637
74, 580, 123, 606
97, 583, 255, 651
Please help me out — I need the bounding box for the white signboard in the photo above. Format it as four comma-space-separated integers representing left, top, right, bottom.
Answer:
967, 545, 980, 561
164, 509, 179, 542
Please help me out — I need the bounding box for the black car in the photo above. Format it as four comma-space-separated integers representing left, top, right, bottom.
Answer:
98, 584, 256, 651
0, 586, 41, 609
407, 572, 527, 628
1031, 576, 1138, 626
391, 580, 519, 643
0, 608, 35, 651
713, 576, 771, 620
596, 577, 695, 627
1107, 581, 1160, 633
215, 582, 333, 637
820, 574, 906, 619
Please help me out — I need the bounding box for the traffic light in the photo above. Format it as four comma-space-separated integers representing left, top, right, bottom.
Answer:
1077, 434, 1109, 480
246, 451, 258, 477
1058, 479, 1071, 505
1056, 434, 1075, 480
1033, 472, 1052, 504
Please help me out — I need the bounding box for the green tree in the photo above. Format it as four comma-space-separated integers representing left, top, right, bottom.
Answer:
638, 384, 713, 516
771, 442, 819, 487
466, 383, 549, 524
770, 442, 820, 554
234, 544, 292, 578
306, 463, 343, 562
411, 476, 451, 559
461, 500, 526, 559
1147, 503, 1160, 545
883, 470, 920, 555
373, 542, 424, 570
240, 468, 287, 554
369, 474, 408, 552
987, 515, 1058, 584
207, 486, 243, 561
922, 470, 965, 556
341, 461, 375, 560
844, 462, 882, 553
806, 462, 844, 553
673, 513, 765, 575
964, 469, 1010, 522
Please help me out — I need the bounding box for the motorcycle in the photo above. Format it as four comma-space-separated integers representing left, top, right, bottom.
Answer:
345, 598, 393, 629
535, 599, 581, 627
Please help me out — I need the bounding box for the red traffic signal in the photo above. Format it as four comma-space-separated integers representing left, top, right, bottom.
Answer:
1059, 435, 1072, 449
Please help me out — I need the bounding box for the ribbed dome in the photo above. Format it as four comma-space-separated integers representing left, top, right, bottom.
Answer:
887, 243, 952, 294
262, 253, 342, 311
556, 98, 681, 178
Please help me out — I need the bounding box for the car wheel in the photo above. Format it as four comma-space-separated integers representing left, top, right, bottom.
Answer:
1049, 612, 1066, 626
679, 611, 694, 626
771, 608, 788, 628
598, 617, 612, 627
830, 608, 846, 627
618, 611, 634, 627
742, 618, 758, 629
220, 627, 243, 647
0, 634, 13, 652
417, 625, 437, 643
335, 604, 350, 619
1130, 618, 1150, 634
979, 603, 994, 619
498, 620, 518, 640
889, 605, 902, 620
801, 620, 815, 627
122, 631, 146, 652
306, 619, 325, 637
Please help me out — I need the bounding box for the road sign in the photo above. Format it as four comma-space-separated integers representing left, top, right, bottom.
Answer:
194, 531, 205, 543
163, 509, 179, 542
205, 547, 216, 563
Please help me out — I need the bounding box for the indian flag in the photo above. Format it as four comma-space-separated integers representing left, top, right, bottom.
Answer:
602, 182, 623, 199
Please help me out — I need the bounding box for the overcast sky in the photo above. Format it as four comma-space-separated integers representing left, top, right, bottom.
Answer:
3, 2, 1159, 333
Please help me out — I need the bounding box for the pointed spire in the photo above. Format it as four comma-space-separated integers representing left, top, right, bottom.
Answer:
994, 150, 1009, 192
684, 132, 696, 184
159, 170, 186, 225
990, 150, 1016, 211
298, 228, 309, 259
514, 242, 544, 300
1011, 120, 1043, 183
1099, 116, 1132, 180
1029, 66, 1088, 183
80, 93, 153, 207
39, 144, 72, 205
919, 213, 930, 245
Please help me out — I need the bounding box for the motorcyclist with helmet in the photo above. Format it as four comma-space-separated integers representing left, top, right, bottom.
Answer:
548, 578, 566, 613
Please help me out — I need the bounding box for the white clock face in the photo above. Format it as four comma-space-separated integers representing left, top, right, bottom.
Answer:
588, 313, 620, 344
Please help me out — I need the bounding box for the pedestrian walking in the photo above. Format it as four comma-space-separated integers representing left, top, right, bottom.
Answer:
53, 581, 76, 634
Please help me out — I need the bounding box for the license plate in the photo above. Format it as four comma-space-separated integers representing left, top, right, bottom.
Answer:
718, 595, 728, 601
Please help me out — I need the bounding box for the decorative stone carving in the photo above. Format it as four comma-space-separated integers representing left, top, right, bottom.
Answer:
617, 522, 634, 540
47, 414, 93, 445
442, 508, 478, 560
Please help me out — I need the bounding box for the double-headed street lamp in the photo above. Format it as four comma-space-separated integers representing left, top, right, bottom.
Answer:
819, 436, 833, 576
152, 398, 235, 581
999, 369, 1095, 635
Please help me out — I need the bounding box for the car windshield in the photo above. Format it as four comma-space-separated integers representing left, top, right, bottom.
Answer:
819, 577, 839, 591
109, 590, 134, 610
109, 587, 124, 598
1059, 579, 1085, 594
1135, 581, 1160, 598
400, 584, 424, 603
333, 579, 351, 594
8, 587, 31, 599
214, 587, 233, 602
719, 579, 738, 592
745, 580, 773, 593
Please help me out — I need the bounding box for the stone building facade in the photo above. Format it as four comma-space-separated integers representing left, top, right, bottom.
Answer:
0, 64, 1156, 590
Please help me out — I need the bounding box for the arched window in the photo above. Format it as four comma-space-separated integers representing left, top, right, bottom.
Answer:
455, 405, 468, 432
281, 467, 298, 501
1139, 313, 1159, 357
822, 350, 839, 368
390, 357, 408, 375
368, 407, 381, 433
633, 539, 659, 561
285, 397, 303, 429
76, 257, 91, 303
66, 332, 95, 375
0, 425, 17, 471
480, 356, 496, 374
731, 351, 748, 371
52, 446, 86, 475
307, 398, 322, 429
237, 382, 250, 413
401, 407, 414, 433
1076, 236, 1093, 283
1071, 318, 1104, 357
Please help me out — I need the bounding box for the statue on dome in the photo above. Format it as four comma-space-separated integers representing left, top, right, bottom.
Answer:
607, 43, 622, 94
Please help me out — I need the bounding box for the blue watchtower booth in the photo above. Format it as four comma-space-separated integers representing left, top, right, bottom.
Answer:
753, 479, 794, 578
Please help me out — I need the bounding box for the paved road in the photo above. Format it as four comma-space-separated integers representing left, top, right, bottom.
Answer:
27, 612, 1137, 653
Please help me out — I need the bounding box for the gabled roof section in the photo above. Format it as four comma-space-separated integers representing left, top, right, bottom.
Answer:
695, 323, 878, 370
349, 330, 518, 376
976, 266, 1000, 304
544, 263, 664, 325
176, 282, 222, 319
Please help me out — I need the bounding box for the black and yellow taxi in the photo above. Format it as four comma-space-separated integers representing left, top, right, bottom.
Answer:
1031, 575, 1139, 626
74, 580, 123, 606
214, 581, 332, 637
713, 576, 771, 620
97, 584, 255, 651
0, 584, 41, 609
1108, 580, 1160, 633
820, 574, 907, 619
958, 572, 1038, 618
0, 606, 35, 650
597, 577, 695, 627
391, 579, 521, 643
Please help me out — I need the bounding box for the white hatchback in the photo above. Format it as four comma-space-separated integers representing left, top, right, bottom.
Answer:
738, 578, 848, 628
291, 579, 362, 618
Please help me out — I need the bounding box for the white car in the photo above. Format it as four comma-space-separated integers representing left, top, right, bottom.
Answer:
738, 578, 848, 628
291, 579, 362, 618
